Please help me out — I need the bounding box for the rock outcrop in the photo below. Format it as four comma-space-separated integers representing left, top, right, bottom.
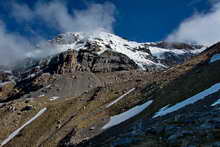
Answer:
78, 50, 138, 72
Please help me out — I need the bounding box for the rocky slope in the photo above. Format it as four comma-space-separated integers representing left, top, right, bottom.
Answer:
0, 32, 219, 147
76, 42, 220, 147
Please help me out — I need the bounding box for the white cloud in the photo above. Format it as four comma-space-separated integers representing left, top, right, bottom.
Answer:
70, 2, 116, 33
0, 1, 116, 65
11, 1, 116, 33
209, 0, 220, 4
11, 3, 34, 21
166, 2, 220, 45
0, 21, 33, 65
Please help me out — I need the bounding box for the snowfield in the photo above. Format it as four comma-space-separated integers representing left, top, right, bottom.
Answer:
103, 100, 153, 130
149, 46, 185, 59
153, 83, 220, 118
0, 108, 47, 147
210, 53, 220, 63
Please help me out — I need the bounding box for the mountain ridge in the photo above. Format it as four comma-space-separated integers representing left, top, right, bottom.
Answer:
10, 31, 206, 73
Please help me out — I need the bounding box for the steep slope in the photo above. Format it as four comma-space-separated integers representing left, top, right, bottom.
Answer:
76, 42, 220, 147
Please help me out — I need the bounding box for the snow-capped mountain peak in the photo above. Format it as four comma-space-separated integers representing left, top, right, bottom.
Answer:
48, 31, 206, 70
25, 31, 206, 71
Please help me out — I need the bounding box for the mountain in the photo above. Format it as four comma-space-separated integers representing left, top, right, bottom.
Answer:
1, 32, 204, 102
0, 32, 219, 147
48, 32, 205, 70
11, 32, 205, 72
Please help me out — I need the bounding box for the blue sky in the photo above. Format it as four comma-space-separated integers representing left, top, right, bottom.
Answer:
0, 0, 215, 42
0, 0, 220, 65
112, 0, 212, 42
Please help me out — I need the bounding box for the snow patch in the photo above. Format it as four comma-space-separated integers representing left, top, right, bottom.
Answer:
30, 73, 36, 78
106, 88, 135, 108
210, 53, 220, 63
189, 47, 207, 54
149, 47, 186, 59
153, 83, 220, 118
38, 94, 45, 98
50, 96, 60, 101
103, 100, 153, 130
153, 105, 170, 118
45, 84, 51, 89
0, 108, 47, 146
211, 98, 220, 106
2, 70, 12, 74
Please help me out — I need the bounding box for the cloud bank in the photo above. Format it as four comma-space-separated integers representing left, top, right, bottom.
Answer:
12, 1, 116, 33
0, 1, 116, 65
0, 21, 33, 65
167, 1, 220, 45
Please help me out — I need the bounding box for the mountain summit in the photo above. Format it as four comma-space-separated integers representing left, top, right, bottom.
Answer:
48, 31, 205, 70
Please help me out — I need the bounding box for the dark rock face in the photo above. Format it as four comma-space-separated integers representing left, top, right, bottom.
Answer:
0, 72, 11, 82
84, 41, 103, 52
47, 49, 84, 74
46, 49, 138, 74
150, 41, 203, 50
78, 50, 139, 73
131, 45, 152, 55
160, 52, 193, 66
